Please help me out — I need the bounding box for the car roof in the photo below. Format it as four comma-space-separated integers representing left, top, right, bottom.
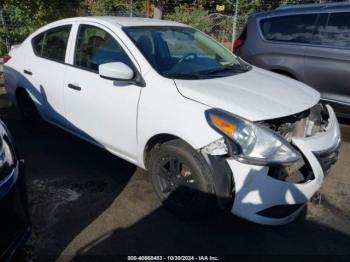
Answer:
276, 2, 350, 11
30, 16, 191, 40
53, 16, 188, 28
252, 2, 350, 19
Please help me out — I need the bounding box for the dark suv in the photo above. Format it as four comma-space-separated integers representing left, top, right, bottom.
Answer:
234, 2, 350, 118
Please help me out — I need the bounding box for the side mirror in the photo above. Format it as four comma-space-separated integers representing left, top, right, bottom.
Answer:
99, 62, 134, 81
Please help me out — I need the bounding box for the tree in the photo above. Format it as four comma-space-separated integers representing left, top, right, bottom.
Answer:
165, 4, 211, 32
153, 0, 200, 19
0, 0, 80, 54
83, 0, 127, 16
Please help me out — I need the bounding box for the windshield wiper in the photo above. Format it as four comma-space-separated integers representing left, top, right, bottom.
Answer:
203, 65, 251, 76
163, 64, 251, 79
163, 73, 205, 79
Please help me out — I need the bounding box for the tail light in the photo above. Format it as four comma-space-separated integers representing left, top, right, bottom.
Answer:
233, 25, 247, 51
233, 39, 244, 50
3, 55, 11, 64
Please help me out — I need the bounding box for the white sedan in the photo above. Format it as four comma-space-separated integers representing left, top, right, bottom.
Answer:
4, 17, 341, 225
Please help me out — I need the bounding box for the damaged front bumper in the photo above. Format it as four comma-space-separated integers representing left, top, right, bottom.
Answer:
226, 105, 341, 225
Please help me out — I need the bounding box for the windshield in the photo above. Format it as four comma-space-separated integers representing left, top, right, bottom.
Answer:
123, 26, 250, 79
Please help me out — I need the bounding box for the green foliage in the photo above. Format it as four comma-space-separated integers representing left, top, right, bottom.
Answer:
0, 0, 339, 55
165, 4, 234, 43
165, 5, 211, 33
84, 0, 144, 16
86, 0, 127, 15
0, 0, 80, 54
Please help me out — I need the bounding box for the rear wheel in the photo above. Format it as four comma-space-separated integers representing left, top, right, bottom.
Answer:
149, 139, 218, 218
16, 89, 45, 130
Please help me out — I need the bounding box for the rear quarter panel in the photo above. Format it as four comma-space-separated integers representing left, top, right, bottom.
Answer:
3, 44, 28, 104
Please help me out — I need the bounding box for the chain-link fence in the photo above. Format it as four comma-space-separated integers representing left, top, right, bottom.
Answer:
162, 0, 350, 49
160, 0, 349, 49
1, 0, 349, 55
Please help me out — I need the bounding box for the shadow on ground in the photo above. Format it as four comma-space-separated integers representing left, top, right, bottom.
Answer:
2, 103, 136, 260
69, 206, 350, 259
1, 100, 350, 261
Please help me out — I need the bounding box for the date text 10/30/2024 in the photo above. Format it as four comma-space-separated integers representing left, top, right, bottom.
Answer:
127, 256, 220, 261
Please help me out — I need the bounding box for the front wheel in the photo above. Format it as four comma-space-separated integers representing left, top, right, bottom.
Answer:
148, 139, 218, 218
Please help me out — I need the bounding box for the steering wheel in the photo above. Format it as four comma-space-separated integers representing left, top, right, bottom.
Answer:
177, 52, 198, 64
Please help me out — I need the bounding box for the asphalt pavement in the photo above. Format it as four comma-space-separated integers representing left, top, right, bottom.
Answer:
0, 93, 349, 261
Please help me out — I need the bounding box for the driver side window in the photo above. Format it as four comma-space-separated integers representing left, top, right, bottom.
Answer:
74, 25, 132, 72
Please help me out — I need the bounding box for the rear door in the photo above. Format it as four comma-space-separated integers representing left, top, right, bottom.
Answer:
254, 13, 318, 81
28, 25, 72, 125
304, 12, 350, 116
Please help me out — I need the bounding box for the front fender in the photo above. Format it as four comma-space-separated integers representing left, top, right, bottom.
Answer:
136, 71, 221, 168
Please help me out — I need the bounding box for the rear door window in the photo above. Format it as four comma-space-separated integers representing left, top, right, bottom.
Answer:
313, 12, 350, 47
260, 14, 318, 43
32, 33, 45, 56
32, 25, 72, 62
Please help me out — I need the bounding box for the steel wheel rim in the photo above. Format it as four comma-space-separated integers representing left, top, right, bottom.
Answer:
155, 156, 198, 207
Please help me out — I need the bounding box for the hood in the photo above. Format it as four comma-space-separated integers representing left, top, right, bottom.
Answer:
174, 67, 320, 121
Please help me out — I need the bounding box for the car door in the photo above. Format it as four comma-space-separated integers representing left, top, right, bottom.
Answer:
255, 13, 318, 81
64, 23, 142, 162
304, 12, 350, 116
28, 25, 72, 125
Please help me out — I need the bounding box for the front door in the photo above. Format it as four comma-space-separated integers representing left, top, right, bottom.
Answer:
64, 23, 142, 162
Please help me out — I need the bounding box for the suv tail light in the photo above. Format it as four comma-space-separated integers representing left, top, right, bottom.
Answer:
3, 55, 11, 64
233, 39, 244, 50
233, 25, 247, 51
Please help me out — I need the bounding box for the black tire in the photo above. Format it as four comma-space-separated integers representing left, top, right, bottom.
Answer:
16, 89, 45, 130
148, 139, 218, 218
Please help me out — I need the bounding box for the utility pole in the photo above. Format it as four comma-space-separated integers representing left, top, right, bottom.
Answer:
146, 0, 150, 18
130, 0, 133, 17
232, 0, 239, 51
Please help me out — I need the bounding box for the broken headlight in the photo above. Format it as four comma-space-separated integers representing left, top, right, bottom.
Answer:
205, 109, 301, 166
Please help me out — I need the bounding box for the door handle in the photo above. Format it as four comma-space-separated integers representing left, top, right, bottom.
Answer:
23, 69, 32, 75
68, 83, 81, 91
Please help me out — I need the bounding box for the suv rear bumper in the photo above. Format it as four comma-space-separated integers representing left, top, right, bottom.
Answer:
227, 105, 340, 225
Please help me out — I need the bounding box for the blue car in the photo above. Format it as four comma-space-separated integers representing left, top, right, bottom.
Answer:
0, 120, 30, 261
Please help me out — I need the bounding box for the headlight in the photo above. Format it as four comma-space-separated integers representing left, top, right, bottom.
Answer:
205, 109, 301, 166
0, 135, 15, 181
